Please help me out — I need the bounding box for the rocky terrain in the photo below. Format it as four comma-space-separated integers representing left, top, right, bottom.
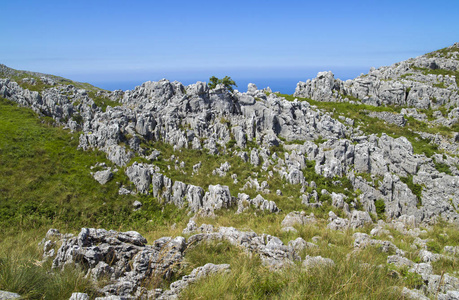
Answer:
1, 44, 459, 299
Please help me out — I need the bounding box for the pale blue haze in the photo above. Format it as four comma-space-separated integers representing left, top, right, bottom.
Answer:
1, 0, 458, 93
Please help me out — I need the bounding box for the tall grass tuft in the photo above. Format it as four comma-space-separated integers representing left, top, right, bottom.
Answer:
0, 230, 97, 299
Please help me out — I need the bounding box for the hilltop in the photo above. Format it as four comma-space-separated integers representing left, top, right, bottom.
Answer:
0, 44, 459, 299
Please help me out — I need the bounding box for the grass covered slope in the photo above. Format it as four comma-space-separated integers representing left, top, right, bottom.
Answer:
0, 63, 101, 93
0, 97, 187, 298
0, 97, 184, 233
0, 97, 458, 299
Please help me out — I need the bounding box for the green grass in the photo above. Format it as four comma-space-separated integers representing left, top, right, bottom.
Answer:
0, 96, 190, 297
421, 219, 459, 248
375, 199, 386, 219
0, 97, 185, 233
400, 73, 414, 79
411, 66, 459, 86
0, 230, 98, 299
431, 258, 458, 276
87, 91, 122, 112
181, 233, 410, 299
433, 159, 453, 175
425, 44, 459, 60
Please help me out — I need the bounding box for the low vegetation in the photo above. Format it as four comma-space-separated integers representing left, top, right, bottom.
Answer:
411, 65, 459, 86
182, 239, 405, 299
87, 91, 122, 112
399, 175, 423, 207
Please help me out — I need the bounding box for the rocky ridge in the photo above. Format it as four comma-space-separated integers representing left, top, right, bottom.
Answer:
294, 43, 459, 109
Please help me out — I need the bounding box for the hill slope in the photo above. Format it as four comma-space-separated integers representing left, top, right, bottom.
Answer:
1, 45, 459, 299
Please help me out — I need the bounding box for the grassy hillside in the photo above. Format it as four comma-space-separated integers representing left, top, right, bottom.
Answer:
0, 95, 458, 299
0, 97, 189, 298
0, 97, 187, 234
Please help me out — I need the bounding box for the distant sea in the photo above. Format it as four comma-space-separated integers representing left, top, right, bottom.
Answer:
89, 67, 369, 95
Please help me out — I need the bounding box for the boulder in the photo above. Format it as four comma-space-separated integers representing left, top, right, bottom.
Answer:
0, 291, 21, 300
203, 185, 234, 211
349, 210, 373, 229
93, 169, 113, 185
281, 211, 316, 227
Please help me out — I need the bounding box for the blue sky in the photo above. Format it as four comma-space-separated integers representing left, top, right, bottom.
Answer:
1, 0, 458, 92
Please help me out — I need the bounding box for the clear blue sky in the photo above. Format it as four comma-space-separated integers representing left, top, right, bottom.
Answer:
1, 0, 458, 92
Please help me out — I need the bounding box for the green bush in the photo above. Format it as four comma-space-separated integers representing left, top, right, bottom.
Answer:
208, 76, 237, 92
375, 199, 386, 219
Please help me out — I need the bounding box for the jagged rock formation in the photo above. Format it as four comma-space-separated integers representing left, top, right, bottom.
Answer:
2, 54, 459, 224
294, 43, 459, 109
44, 225, 314, 298
77, 80, 347, 160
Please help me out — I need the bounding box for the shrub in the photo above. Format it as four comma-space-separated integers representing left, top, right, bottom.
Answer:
375, 199, 386, 219
208, 76, 237, 92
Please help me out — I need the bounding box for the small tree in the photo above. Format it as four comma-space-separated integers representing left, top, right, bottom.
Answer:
208, 76, 237, 92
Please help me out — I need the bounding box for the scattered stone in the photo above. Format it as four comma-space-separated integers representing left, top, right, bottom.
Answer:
327, 211, 349, 230
156, 263, 230, 299
408, 263, 433, 279
288, 237, 318, 253
236, 193, 280, 214
281, 227, 298, 233
51, 228, 186, 297
302, 255, 335, 269
69, 293, 90, 300
147, 149, 161, 161
438, 291, 459, 300
418, 249, 443, 263
0, 291, 21, 300
132, 200, 142, 210
349, 210, 373, 229
93, 169, 113, 185
331, 192, 350, 215
118, 187, 133, 195
281, 211, 316, 227
387, 255, 414, 268
353, 232, 404, 255
401, 287, 429, 300
182, 220, 214, 234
